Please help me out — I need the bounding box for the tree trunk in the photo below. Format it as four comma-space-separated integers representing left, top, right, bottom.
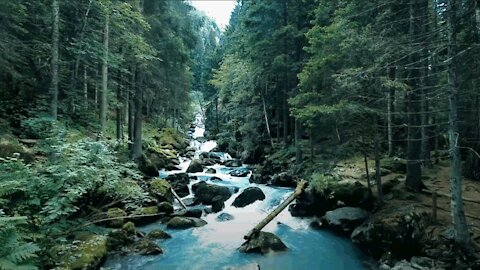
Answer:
362, 134, 372, 196
446, 0, 475, 255
295, 118, 303, 165
406, 0, 424, 192
128, 66, 135, 150
374, 125, 383, 203
262, 85, 274, 147
50, 0, 59, 120
387, 67, 395, 157
116, 68, 122, 142
99, 11, 109, 139
309, 127, 315, 164
83, 65, 88, 107
132, 69, 143, 160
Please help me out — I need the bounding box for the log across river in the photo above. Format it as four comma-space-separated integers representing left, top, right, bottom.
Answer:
103, 113, 372, 270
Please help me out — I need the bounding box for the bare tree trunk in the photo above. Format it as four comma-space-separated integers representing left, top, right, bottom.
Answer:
94, 64, 98, 109
116, 69, 122, 142
295, 118, 303, 165
446, 0, 475, 255
387, 67, 395, 157
374, 125, 383, 203
262, 86, 274, 147
406, 0, 424, 192
83, 65, 88, 107
362, 134, 372, 196
99, 11, 109, 139
128, 66, 135, 149
132, 69, 143, 160
50, 0, 59, 120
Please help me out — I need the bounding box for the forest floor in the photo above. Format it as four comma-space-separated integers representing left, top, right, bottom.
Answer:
334, 156, 480, 250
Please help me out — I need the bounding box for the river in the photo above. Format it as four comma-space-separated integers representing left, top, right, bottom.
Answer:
103, 114, 371, 270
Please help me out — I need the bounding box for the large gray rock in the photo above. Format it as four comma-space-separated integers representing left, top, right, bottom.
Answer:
230, 168, 250, 177
133, 239, 163, 255
165, 173, 190, 197
351, 205, 431, 258
146, 229, 171, 240
324, 207, 369, 234
187, 159, 203, 173
239, 232, 287, 254
192, 181, 232, 205
223, 159, 242, 167
211, 195, 225, 213
232, 187, 266, 208
166, 217, 207, 229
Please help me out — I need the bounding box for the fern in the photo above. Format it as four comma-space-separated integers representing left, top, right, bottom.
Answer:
0, 216, 39, 270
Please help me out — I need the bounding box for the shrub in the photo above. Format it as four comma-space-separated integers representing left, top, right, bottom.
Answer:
21, 117, 62, 139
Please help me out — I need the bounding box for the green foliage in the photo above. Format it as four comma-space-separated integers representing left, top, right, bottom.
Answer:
309, 173, 338, 194
0, 216, 39, 270
35, 139, 146, 224
21, 117, 63, 140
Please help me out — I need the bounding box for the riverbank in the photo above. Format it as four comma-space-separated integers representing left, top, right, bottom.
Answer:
249, 142, 480, 269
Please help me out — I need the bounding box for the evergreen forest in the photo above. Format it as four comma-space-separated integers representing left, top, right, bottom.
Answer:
0, 0, 479, 269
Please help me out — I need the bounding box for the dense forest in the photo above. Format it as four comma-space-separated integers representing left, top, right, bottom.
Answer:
0, 0, 479, 269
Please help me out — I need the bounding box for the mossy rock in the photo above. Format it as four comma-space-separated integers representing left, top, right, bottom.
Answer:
155, 128, 185, 151
381, 157, 407, 174
166, 217, 207, 229
158, 202, 174, 214
133, 239, 163, 255
122, 221, 136, 235
137, 154, 159, 177
150, 179, 174, 203
57, 235, 107, 270
106, 208, 127, 228
107, 229, 134, 252
146, 229, 171, 240
0, 138, 35, 163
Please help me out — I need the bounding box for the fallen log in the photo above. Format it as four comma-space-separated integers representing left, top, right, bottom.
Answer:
244, 180, 308, 240
171, 188, 188, 210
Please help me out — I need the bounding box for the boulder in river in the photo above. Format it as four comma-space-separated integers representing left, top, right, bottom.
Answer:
211, 195, 226, 213
223, 159, 242, 167
165, 173, 190, 197
232, 187, 266, 208
167, 217, 207, 229
171, 208, 203, 218
351, 205, 431, 258
133, 239, 163, 255
146, 229, 171, 240
211, 176, 223, 181
216, 212, 234, 222
239, 232, 287, 254
187, 159, 204, 173
249, 173, 268, 184
201, 158, 218, 166
200, 152, 223, 161
230, 168, 250, 177
192, 181, 232, 205
205, 168, 217, 174
324, 207, 369, 235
